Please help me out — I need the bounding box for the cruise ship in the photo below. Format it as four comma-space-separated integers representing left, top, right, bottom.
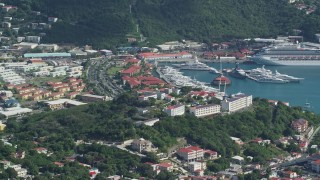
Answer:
173, 56, 219, 73
250, 43, 320, 66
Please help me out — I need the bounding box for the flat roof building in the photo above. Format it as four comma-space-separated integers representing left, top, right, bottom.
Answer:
190, 104, 221, 117
221, 93, 252, 113
24, 52, 71, 58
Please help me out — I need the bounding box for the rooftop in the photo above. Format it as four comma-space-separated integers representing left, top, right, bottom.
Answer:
24, 52, 71, 58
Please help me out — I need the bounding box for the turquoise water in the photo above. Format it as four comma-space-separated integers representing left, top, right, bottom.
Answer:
180, 63, 320, 113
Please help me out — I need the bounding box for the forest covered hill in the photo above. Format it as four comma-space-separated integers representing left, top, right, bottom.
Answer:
5, 0, 320, 48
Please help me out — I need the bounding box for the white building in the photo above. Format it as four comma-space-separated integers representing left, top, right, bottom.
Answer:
190, 104, 221, 117
2, 22, 11, 28
177, 146, 204, 162
68, 66, 83, 72
33, 70, 50, 76
221, 93, 252, 113
50, 71, 66, 77
39, 66, 54, 71
138, 93, 158, 101
188, 161, 207, 172
38, 44, 59, 51
25, 36, 41, 43
0, 107, 32, 118
164, 104, 185, 116
54, 66, 69, 71
13, 42, 38, 49
16, 36, 25, 42
67, 71, 82, 77
16, 168, 28, 178
131, 138, 156, 153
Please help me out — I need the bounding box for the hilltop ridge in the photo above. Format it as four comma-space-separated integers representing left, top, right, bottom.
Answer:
5, 0, 320, 47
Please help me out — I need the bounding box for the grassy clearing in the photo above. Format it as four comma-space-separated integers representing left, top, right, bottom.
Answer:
27, 76, 67, 86
107, 67, 124, 75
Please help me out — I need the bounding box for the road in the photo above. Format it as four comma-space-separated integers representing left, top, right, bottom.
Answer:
309, 126, 320, 142
86, 58, 124, 97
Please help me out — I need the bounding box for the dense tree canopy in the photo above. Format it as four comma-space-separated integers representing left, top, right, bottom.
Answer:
5, 0, 320, 48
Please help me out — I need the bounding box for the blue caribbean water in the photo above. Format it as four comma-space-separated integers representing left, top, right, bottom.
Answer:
180, 62, 320, 114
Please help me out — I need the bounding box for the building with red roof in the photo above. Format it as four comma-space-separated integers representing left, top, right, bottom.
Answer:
158, 163, 173, 172
121, 65, 141, 76
27, 58, 46, 64
204, 150, 218, 160
34, 147, 48, 154
124, 58, 141, 65
138, 52, 192, 61
122, 76, 141, 88
164, 104, 185, 116
292, 118, 308, 133
67, 92, 80, 99
282, 170, 298, 178
177, 146, 204, 162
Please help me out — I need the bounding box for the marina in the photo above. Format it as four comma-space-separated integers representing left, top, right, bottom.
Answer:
158, 66, 225, 99
172, 56, 219, 73
176, 62, 319, 113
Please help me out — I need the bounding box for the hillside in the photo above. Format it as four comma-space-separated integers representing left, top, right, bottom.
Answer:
6, 0, 320, 48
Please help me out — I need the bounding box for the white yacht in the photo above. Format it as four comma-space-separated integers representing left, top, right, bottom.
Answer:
274, 70, 304, 83
173, 56, 219, 73
255, 75, 289, 84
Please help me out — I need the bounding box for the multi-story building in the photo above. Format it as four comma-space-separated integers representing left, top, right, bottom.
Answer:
50, 71, 66, 77
188, 161, 207, 172
138, 93, 158, 101
164, 104, 185, 116
38, 44, 59, 51
291, 118, 308, 133
25, 36, 41, 43
190, 104, 221, 117
221, 93, 252, 113
131, 138, 155, 153
177, 146, 204, 162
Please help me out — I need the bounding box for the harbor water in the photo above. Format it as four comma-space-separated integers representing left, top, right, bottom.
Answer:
179, 62, 320, 114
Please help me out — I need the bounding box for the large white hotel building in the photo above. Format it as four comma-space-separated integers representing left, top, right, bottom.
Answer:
221, 93, 252, 113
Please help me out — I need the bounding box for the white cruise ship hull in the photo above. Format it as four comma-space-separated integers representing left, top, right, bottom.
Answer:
251, 56, 320, 66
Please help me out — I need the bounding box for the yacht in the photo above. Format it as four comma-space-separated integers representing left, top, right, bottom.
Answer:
274, 70, 304, 83
173, 56, 219, 73
255, 75, 289, 84
229, 63, 247, 79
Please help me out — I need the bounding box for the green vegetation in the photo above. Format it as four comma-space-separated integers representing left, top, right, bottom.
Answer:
243, 143, 288, 164
27, 76, 67, 86
107, 66, 124, 76
1, 92, 320, 178
5, 0, 320, 48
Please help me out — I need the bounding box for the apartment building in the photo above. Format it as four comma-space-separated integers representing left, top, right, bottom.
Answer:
164, 104, 185, 116
190, 104, 221, 117
221, 93, 252, 113
177, 146, 204, 162
291, 118, 309, 133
